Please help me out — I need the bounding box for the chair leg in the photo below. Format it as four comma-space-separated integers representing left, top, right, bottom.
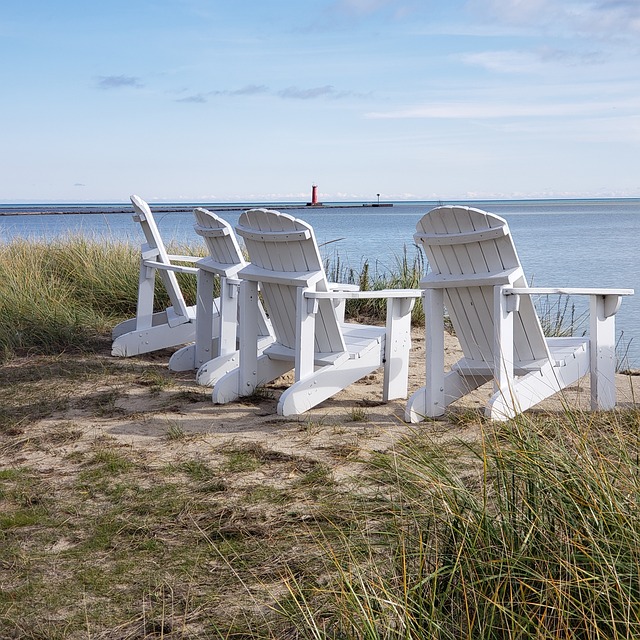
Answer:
238, 280, 260, 394
136, 260, 157, 331
111, 318, 196, 357
590, 295, 617, 410
197, 351, 239, 387
487, 342, 590, 420
493, 285, 517, 419
405, 289, 447, 423
169, 344, 196, 371
383, 297, 413, 402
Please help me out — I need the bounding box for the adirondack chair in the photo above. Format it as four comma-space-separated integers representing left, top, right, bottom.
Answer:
112, 195, 204, 357
210, 208, 420, 416
405, 205, 634, 422
168, 207, 274, 383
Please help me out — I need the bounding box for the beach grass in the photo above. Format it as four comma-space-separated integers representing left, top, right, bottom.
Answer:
0, 236, 415, 363
1, 235, 607, 365
325, 246, 426, 325
279, 410, 640, 638
0, 236, 201, 361
0, 353, 356, 637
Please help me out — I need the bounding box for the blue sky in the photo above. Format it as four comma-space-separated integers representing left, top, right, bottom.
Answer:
2, 0, 639, 202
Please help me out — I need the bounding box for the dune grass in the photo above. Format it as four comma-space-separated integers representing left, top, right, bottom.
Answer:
0, 237, 423, 362
0, 235, 633, 368
324, 246, 426, 325
281, 410, 640, 638
0, 236, 199, 361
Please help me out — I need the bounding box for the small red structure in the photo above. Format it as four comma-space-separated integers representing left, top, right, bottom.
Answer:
307, 184, 322, 206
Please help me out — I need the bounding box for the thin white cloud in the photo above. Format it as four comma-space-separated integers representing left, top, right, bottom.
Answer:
176, 85, 269, 103
366, 99, 638, 119
314, 0, 417, 27
176, 93, 207, 103
277, 85, 370, 100
175, 84, 365, 103
460, 50, 541, 73
460, 47, 606, 73
230, 84, 269, 96
467, 0, 640, 37
478, 0, 549, 24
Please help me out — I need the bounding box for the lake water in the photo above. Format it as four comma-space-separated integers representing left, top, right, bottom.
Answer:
1, 198, 638, 367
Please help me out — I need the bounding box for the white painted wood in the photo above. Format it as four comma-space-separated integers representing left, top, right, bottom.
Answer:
508, 287, 633, 298
211, 208, 416, 416
383, 296, 415, 401
212, 356, 291, 404
196, 351, 239, 387
238, 279, 260, 396
493, 284, 516, 419
218, 277, 240, 358
408, 205, 634, 423
110, 320, 196, 358
172, 207, 274, 376
590, 294, 617, 410
295, 286, 317, 382
194, 268, 219, 368
112, 195, 201, 357
405, 288, 445, 421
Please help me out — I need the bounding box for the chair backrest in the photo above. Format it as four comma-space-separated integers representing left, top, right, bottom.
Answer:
130, 194, 189, 317
193, 207, 246, 278
414, 206, 550, 366
236, 208, 346, 354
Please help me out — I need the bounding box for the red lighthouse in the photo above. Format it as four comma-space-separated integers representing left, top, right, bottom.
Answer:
307, 184, 322, 206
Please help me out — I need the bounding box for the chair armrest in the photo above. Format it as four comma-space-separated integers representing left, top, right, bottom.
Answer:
504, 287, 634, 319
305, 288, 421, 300
328, 282, 360, 292
166, 254, 202, 263
506, 287, 634, 297
239, 263, 325, 288
141, 259, 198, 275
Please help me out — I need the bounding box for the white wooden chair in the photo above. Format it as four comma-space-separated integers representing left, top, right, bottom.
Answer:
168, 207, 274, 383
210, 208, 421, 416
112, 195, 205, 357
405, 205, 634, 422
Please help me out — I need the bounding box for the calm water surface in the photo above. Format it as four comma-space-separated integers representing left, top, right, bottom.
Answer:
2, 199, 638, 366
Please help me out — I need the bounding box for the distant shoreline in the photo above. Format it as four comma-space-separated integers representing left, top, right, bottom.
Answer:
0, 203, 397, 216
1, 196, 637, 217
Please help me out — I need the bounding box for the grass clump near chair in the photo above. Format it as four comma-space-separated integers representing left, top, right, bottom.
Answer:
281, 409, 640, 639
0, 236, 140, 360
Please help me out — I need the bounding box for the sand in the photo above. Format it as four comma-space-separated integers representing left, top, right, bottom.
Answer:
4, 330, 638, 477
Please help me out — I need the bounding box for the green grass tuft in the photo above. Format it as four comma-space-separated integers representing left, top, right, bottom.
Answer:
282, 409, 640, 638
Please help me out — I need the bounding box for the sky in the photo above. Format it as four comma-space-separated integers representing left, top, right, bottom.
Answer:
1, 0, 639, 203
